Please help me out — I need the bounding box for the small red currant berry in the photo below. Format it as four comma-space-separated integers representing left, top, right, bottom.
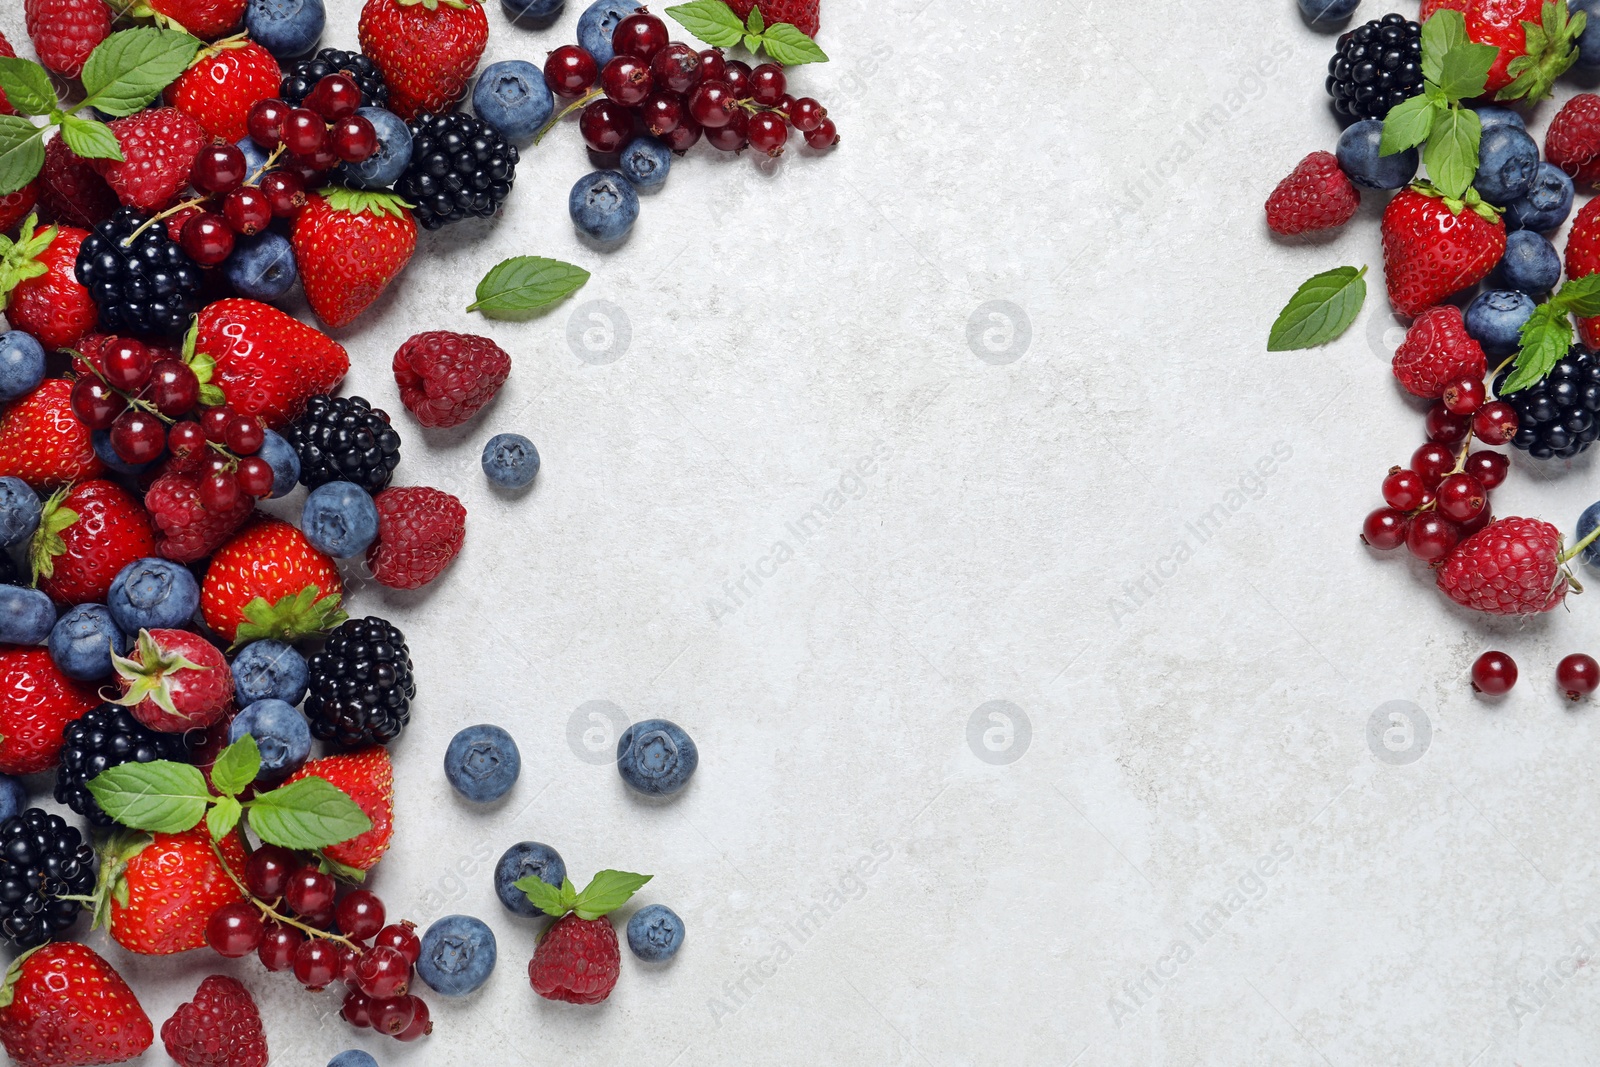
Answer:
342, 989, 375, 1028
1557, 653, 1600, 700
1405, 513, 1459, 561
223, 187, 272, 236
1362, 507, 1410, 550
205, 901, 265, 958
248, 98, 290, 148
332, 114, 379, 163
1435, 473, 1486, 523
687, 80, 737, 128
258, 923, 303, 972
199, 471, 242, 512
1381, 467, 1427, 511
698, 48, 728, 82
236, 455, 275, 498
167, 419, 206, 459
1471, 651, 1517, 696
70, 377, 123, 430
665, 115, 702, 151
1410, 442, 1455, 490
1464, 450, 1509, 489
224, 413, 264, 455
705, 109, 749, 151
245, 844, 298, 899
749, 63, 786, 107
612, 11, 669, 60
370, 997, 415, 1037
336, 890, 387, 942
1441, 376, 1486, 415
282, 107, 327, 156
639, 91, 683, 136
1425, 402, 1470, 446
110, 409, 165, 465
286, 870, 337, 916
102, 338, 152, 391
374, 922, 421, 966
722, 59, 752, 98
395, 997, 432, 1041
1472, 401, 1519, 445
650, 43, 701, 93
180, 213, 235, 266
355, 944, 411, 999
579, 99, 634, 152
601, 55, 653, 106
293, 938, 339, 990
149, 359, 200, 417
546, 44, 600, 96
789, 97, 826, 133
201, 405, 234, 442
748, 112, 788, 158
804, 116, 838, 149
306, 73, 362, 121
191, 144, 249, 195
261, 171, 307, 218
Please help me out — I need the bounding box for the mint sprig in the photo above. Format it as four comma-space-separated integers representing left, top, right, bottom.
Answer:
1267, 265, 1368, 351
468, 256, 590, 319
1501, 274, 1600, 394
516, 868, 652, 920
1379, 9, 1495, 200
665, 0, 827, 65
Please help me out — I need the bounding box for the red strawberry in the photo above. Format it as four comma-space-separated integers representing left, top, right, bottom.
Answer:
1545, 92, 1600, 183
0, 181, 40, 234
197, 299, 351, 427
0, 379, 103, 488
160, 975, 267, 1067
37, 137, 119, 229
147, 0, 248, 39
367, 485, 466, 589
1265, 151, 1360, 236
103, 828, 249, 956
1466, 0, 1582, 101
1566, 196, 1600, 347
291, 189, 417, 328
91, 108, 206, 214
0, 647, 98, 774
0, 219, 98, 350
1436, 516, 1572, 614
1381, 185, 1506, 317
112, 627, 234, 732
726, 0, 819, 36
31, 479, 157, 605
144, 468, 254, 563
200, 517, 345, 643
285, 747, 393, 870
1391, 305, 1488, 398
359, 0, 490, 120
23, 0, 112, 79
523, 869, 650, 1004
392, 331, 510, 428
0, 32, 14, 116
167, 40, 282, 144
0, 942, 154, 1067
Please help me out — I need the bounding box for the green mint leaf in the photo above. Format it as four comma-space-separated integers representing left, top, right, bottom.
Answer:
0, 118, 46, 197
85, 760, 211, 834
1502, 301, 1571, 394
572, 869, 652, 920
1380, 93, 1437, 156
1422, 8, 1469, 82
742, 33, 762, 51
1267, 266, 1368, 351
515, 875, 569, 917
560, 877, 578, 909
58, 115, 122, 162
0, 58, 57, 117
209, 735, 262, 797
79, 28, 201, 117
467, 255, 590, 318
1553, 273, 1600, 317
246, 776, 372, 850
206, 795, 242, 840
760, 22, 829, 65
745, 5, 764, 32
1436, 42, 1498, 101
198, 383, 226, 407
316, 852, 367, 883
1423, 106, 1481, 200
664, 0, 745, 47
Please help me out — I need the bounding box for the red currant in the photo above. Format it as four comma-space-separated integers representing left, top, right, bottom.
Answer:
747, 112, 788, 157
248, 98, 290, 148
1471, 650, 1517, 696
804, 116, 838, 149
723, 59, 752, 98
613, 11, 669, 60
1410, 442, 1455, 489
180, 213, 235, 266
395, 996, 432, 1041
224, 413, 264, 455
110, 409, 165, 465
236, 455, 275, 497
336, 890, 387, 941
1435, 473, 1487, 523
223, 187, 272, 236
1464, 450, 1509, 489
1472, 401, 1519, 445
258, 923, 303, 971
261, 171, 307, 218
546, 44, 600, 96
1380, 468, 1426, 511
70, 377, 123, 430
601, 55, 653, 106
192, 144, 248, 195
286, 870, 337, 916
773, 93, 796, 118
374, 922, 421, 966
687, 79, 737, 128
103, 338, 152, 391
355, 944, 411, 999
639, 91, 683, 136
283, 107, 327, 156
150, 360, 200, 417
293, 938, 340, 990
665, 115, 702, 151
650, 43, 702, 93
1405, 513, 1459, 561
370, 997, 415, 1037
167, 419, 206, 459
579, 99, 635, 152
698, 48, 728, 82
332, 114, 378, 163
201, 405, 234, 443
749, 63, 786, 107
199, 471, 241, 512
205, 901, 264, 958
291, 143, 341, 174
342, 989, 374, 1028
789, 97, 825, 132
1441, 376, 1486, 415
1425, 402, 1470, 445
1558, 653, 1600, 700
306, 73, 362, 121
1361, 507, 1409, 550
705, 109, 749, 151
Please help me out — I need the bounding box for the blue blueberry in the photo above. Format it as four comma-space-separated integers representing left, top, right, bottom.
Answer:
577, 0, 642, 66
246, 0, 325, 58
444, 724, 520, 803
616, 718, 697, 796
1472, 105, 1525, 133
342, 108, 412, 190
0, 586, 55, 645
481, 434, 539, 490
619, 136, 671, 188
0, 776, 26, 826
258, 429, 300, 499
1465, 289, 1538, 355
1476, 125, 1540, 206
495, 841, 565, 917
0, 477, 41, 547
225, 233, 298, 302
1505, 162, 1575, 233
1297, 0, 1359, 26
48, 604, 127, 681
107, 557, 199, 632
416, 914, 497, 996
570, 170, 639, 242
1334, 119, 1417, 190
328, 1054, 378, 1067
1581, 500, 1600, 568
1495, 230, 1562, 296
626, 904, 684, 961
92, 430, 161, 476
473, 61, 553, 141
1574, 0, 1600, 67
0, 332, 45, 403
229, 699, 312, 780
231, 639, 309, 706
502, 0, 565, 27
301, 481, 378, 558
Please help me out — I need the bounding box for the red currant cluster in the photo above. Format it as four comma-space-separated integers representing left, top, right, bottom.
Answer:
1361, 374, 1522, 560
206, 844, 431, 1042
545, 11, 838, 160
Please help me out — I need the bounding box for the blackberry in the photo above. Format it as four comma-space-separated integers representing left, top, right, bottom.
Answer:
0, 809, 96, 949
0, 551, 18, 585
305, 616, 417, 748
396, 112, 518, 230
283, 395, 402, 493
1326, 13, 1424, 121
281, 48, 390, 109
56, 705, 193, 828
74, 207, 204, 338
1495, 347, 1600, 459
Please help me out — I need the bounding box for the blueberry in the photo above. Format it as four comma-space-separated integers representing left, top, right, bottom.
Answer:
619, 136, 672, 188
0, 776, 26, 826
327, 1054, 379, 1067
225, 233, 298, 302
107, 557, 199, 632
473, 61, 553, 141
48, 604, 127, 681
481, 433, 539, 490
1581, 500, 1600, 568
0, 586, 55, 645
626, 904, 684, 961
342, 107, 412, 190
1476, 125, 1540, 205
616, 718, 697, 796
1505, 163, 1575, 233
229, 699, 312, 780
0, 477, 41, 547
1472, 105, 1525, 133
1575, 0, 1600, 67
444, 724, 520, 803
494, 841, 565, 917
1334, 119, 1417, 190
502, 0, 565, 27
258, 429, 300, 499
0, 332, 45, 403
1465, 289, 1538, 355
416, 914, 497, 995
246, 0, 325, 58
1495, 230, 1562, 296
301, 481, 379, 558
231, 639, 309, 707
1297, 0, 1360, 27
570, 170, 639, 242
91, 430, 161, 476
236, 138, 274, 185
577, 0, 641, 65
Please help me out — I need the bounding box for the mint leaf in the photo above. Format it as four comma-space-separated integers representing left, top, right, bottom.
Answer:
1423, 106, 1481, 200
665, 0, 744, 47
0, 59, 56, 117
58, 114, 122, 162
79, 28, 201, 118
467, 256, 590, 318
573, 869, 651, 920
515, 875, 569, 917
1436, 42, 1498, 100
1422, 9, 1469, 82
1267, 266, 1368, 351
760, 22, 829, 65
85, 760, 211, 833
206, 795, 242, 840
745, 5, 764, 32
246, 776, 372, 850
1380, 93, 1437, 156
0, 118, 45, 197
1503, 301, 1571, 394
317, 853, 368, 883
209, 736, 262, 797
1553, 273, 1600, 317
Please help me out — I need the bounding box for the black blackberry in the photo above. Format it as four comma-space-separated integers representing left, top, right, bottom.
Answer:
305, 617, 416, 748
0, 551, 18, 585
281, 48, 389, 109
1495, 347, 1600, 459
1326, 13, 1424, 121
74, 207, 204, 338
0, 809, 96, 949
56, 705, 193, 828
396, 112, 518, 230
283, 395, 402, 493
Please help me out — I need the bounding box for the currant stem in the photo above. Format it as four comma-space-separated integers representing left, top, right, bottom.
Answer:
208, 838, 358, 950
122, 196, 208, 247
535, 88, 603, 145
1561, 523, 1600, 564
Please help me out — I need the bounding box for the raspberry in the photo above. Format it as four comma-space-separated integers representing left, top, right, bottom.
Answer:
1392, 306, 1488, 399
160, 975, 268, 1067
38, 135, 119, 229
392, 331, 511, 428
1265, 152, 1360, 236
1546, 93, 1600, 183
529, 914, 621, 1004
144, 469, 254, 564
1436, 517, 1569, 616
24, 0, 112, 79
367, 486, 466, 590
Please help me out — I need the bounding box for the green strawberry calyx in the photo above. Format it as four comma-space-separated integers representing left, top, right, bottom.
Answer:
394, 0, 483, 9
1409, 181, 1503, 223
1498, 1, 1585, 103
318, 187, 415, 220
0, 945, 47, 1009
80, 828, 153, 932
27, 486, 79, 585
189, 31, 254, 65
180, 318, 227, 407
0, 216, 57, 311
517, 869, 652, 921
110, 629, 210, 718
232, 584, 347, 648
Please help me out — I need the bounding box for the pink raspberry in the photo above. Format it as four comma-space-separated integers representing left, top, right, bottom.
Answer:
367, 486, 466, 590
1391, 305, 1487, 399
392, 331, 511, 429
1436, 517, 1569, 616
144, 470, 253, 564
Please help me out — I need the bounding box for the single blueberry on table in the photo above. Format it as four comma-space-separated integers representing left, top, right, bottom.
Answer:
570, 170, 639, 242
0, 775, 26, 826
473, 61, 554, 141
301, 481, 379, 558
0, 477, 41, 547
258, 429, 301, 499
107, 557, 199, 632
342, 107, 412, 190
1505, 162, 1575, 233
495, 841, 566, 917
1335, 119, 1416, 190
1476, 124, 1540, 205
481, 433, 539, 490
327, 1053, 379, 1067
0, 332, 45, 403
225, 233, 298, 302
627, 903, 685, 961
416, 914, 497, 996
229, 699, 313, 780
502, 0, 565, 26
616, 718, 698, 796
1465, 289, 1537, 355
1472, 104, 1525, 133
444, 724, 521, 802
0, 586, 56, 646
246, 0, 325, 59
231, 639, 310, 707
1495, 230, 1562, 295
620, 136, 672, 188
577, 0, 642, 66
48, 604, 127, 681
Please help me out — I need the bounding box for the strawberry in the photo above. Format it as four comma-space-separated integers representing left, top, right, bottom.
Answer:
285, 747, 393, 870
358, 0, 490, 120
23, 0, 112, 79
0, 32, 15, 116
367, 485, 466, 589
144, 468, 254, 563
200, 517, 345, 643
0, 379, 103, 488
1565, 195, 1600, 347
91, 108, 206, 214
167, 40, 282, 144
291, 188, 417, 328
1265, 151, 1360, 236
0, 942, 154, 1067
100, 828, 249, 956
112, 627, 234, 732
1381, 185, 1506, 317
0, 647, 98, 774
0, 218, 98, 351
1436, 516, 1574, 614
1466, 0, 1583, 101
1421, 0, 1470, 17
0, 181, 40, 234
146, 0, 248, 39
160, 975, 267, 1067
196, 299, 351, 426
37, 137, 119, 230
1545, 92, 1600, 183
1391, 305, 1488, 398
522, 869, 651, 1004
392, 330, 510, 428
726, 0, 819, 36
31, 479, 156, 604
